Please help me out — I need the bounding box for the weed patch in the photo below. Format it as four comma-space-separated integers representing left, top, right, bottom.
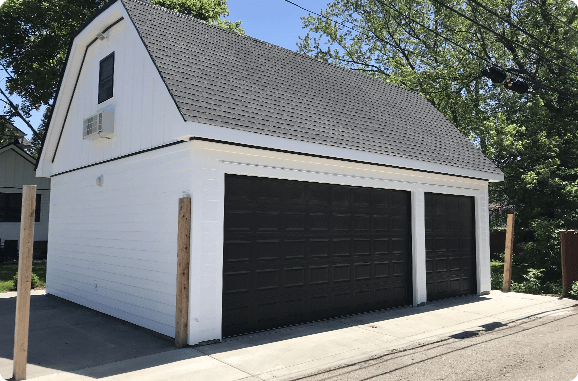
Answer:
0, 263, 46, 292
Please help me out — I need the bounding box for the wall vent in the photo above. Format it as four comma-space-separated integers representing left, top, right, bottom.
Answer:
83, 106, 114, 140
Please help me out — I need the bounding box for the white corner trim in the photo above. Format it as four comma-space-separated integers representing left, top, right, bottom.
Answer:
411, 189, 427, 306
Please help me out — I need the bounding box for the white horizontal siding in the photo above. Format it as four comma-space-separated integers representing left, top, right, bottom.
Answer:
46, 143, 192, 337
48, 281, 173, 336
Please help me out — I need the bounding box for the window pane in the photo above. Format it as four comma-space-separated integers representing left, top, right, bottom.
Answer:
35, 194, 41, 223
0, 193, 41, 222
0, 193, 22, 222
98, 53, 114, 104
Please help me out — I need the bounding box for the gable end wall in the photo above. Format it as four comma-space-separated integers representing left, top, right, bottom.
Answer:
44, 3, 183, 176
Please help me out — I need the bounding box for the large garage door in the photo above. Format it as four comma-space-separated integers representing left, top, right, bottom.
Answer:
425, 193, 476, 301
223, 174, 412, 337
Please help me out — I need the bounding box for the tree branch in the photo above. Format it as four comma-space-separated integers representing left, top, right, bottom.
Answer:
0, 86, 40, 139
0, 63, 15, 80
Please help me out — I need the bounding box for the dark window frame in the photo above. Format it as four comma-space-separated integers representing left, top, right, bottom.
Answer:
98, 52, 115, 104
0, 193, 41, 223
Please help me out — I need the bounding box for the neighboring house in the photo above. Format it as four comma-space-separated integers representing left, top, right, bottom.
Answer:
1, 126, 51, 257
36, 0, 503, 345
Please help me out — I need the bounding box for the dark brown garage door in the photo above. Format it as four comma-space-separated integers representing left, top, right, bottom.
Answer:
222, 174, 412, 337
425, 193, 476, 301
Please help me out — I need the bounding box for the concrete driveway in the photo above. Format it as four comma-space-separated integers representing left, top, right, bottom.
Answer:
1, 291, 576, 381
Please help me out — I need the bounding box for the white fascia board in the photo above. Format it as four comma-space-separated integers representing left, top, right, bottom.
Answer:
37, 1, 125, 178
177, 121, 504, 182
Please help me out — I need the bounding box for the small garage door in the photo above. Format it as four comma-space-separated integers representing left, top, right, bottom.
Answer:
425, 193, 476, 301
222, 174, 412, 337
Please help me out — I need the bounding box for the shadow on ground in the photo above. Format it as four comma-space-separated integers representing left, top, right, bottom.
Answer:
1, 292, 571, 380
0, 294, 176, 380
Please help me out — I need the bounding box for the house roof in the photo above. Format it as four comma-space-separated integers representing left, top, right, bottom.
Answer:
40, 0, 503, 179
120, 0, 502, 178
0, 141, 37, 165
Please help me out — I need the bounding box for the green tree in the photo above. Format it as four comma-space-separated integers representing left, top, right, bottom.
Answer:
297, 0, 578, 278
150, 0, 244, 32
0, 0, 243, 156
0, 120, 20, 147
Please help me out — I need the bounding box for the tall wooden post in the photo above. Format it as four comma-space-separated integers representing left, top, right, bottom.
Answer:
13, 185, 37, 381
560, 231, 569, 296
503, 213, 515, 292
175, 196, 191, 348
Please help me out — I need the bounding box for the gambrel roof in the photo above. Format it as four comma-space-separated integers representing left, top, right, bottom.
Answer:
122, 0, 501, 178
40, 0, 503, 180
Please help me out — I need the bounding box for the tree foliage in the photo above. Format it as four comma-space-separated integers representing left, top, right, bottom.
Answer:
0, 0, 243, 156
297, 0, 578, 278
150, 0, 244, 32
0, 121, 20, 147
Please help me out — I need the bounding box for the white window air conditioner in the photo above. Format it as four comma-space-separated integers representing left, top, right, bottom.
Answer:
83, 106, 114, 140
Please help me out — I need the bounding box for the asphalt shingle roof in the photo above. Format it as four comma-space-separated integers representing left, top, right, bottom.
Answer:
122, 0, 502, 177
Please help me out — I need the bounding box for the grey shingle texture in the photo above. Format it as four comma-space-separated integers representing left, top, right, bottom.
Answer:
122, 0, 502, 177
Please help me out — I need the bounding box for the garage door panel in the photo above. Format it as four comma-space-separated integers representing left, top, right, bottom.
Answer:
223, 175, 412, 337
374, 238, 389, 255
285, 212, 306, 231
333, 264, 351, 282
285, 267, 306, 287
255, 268, 280, 291
223, 240, 252, 263
331, 238, 350, 257
354, 239, 371, 256
256, 211, 281, 231
354, 262, 371, 280
310, 265, 329, 285
425, 193, 476, 301
285, 239, 306, 259
311, 239, 330, 258
374, 215, 390, 231
255, 239, 280, 261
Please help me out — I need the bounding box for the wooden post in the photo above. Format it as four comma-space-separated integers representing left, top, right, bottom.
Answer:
175, 196, 191, 348
13, 185, 37, 381
560, 230, 568, 297
503, 213, 515, 292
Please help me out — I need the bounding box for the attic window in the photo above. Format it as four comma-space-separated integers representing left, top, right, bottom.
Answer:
98, 52, 114, 104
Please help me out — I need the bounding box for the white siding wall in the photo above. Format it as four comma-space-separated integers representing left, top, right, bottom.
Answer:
187, 140, 491, 345
46, 143, 193, 336
0, 148, 50, 242
49, 12, 183, 176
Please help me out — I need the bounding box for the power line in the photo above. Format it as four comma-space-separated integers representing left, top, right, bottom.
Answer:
428, 0, 578, 77
283, 0, 578, 97
373, 0, 578, 97
283, 0, 359, 34
467, 0, 578, 67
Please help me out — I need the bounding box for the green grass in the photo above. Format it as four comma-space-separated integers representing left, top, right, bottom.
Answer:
491, 260, 532, 285
0, 263, 46, 292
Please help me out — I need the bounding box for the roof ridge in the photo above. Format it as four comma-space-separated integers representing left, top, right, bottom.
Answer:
121, 0, 422, 97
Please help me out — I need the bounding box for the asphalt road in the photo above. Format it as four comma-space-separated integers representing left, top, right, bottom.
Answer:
297, 305, 578, 381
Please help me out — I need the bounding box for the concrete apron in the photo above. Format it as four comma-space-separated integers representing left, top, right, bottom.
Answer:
5, 291, 577, 381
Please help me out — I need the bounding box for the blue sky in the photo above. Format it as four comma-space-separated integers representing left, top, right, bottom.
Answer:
228, 0, 330, 51
2, 0, 330, 139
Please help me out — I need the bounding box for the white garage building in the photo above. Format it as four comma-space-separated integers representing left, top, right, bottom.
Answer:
36, 0, 503, 345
